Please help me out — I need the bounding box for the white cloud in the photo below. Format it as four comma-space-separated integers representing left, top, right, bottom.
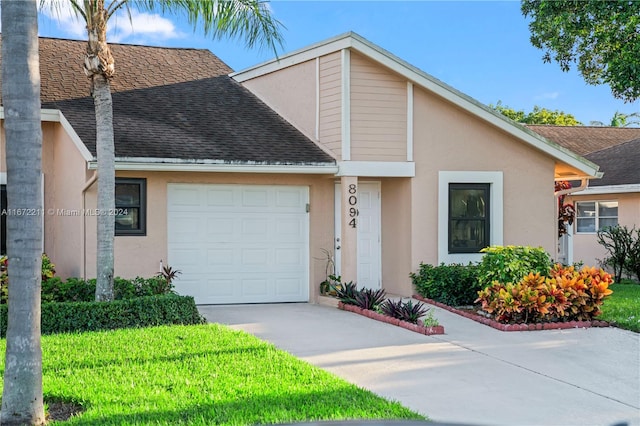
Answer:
534, 92, 560, 101
39, 1, 87, 38
108, 10, 182, 43
38, 2, 182, 44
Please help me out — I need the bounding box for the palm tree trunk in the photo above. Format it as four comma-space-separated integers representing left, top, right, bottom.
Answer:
85, 1, 116, 302
0, 0, 46, 424
93, 74, 115, 302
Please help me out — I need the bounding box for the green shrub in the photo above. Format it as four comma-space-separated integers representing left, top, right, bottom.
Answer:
1, 253, 57, 304
41, 276, 172, 303
410, 262, 480, 306
477, 245, 552, 288
0, 294, 205, 337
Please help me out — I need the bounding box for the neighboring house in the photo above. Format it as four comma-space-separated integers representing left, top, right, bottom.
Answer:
527, 125, 640, 267
0, 32, 600, 304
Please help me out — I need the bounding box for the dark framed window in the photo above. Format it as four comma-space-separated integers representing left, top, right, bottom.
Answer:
449, 183, 490, 253
1, 185, 6, 254
115, 178, 146, 236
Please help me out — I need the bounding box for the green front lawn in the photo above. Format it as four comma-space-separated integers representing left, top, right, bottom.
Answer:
0, 324, 425, 425
600, 282, 640, 332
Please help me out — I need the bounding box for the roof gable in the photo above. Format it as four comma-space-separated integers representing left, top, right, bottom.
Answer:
233, 32, 600, 179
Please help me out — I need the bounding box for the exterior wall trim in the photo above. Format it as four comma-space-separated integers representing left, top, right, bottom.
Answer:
438, 171, 504, 264
573, 184, 640, 195
88, 158, 339, 174
407, 82, 414, 162
337, 161, 415, 177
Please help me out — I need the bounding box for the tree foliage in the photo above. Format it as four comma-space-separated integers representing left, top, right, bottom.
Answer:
522, 0, 640, 102
490, 101, 581, 125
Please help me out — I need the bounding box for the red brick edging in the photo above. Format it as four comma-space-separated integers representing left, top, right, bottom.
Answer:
412, 294, 610, 332
337, 302, 445, 335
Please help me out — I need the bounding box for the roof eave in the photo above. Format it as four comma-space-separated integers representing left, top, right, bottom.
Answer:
89, 157, 338, 174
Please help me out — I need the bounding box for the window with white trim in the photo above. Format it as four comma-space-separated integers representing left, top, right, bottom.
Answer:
575, 201, 618, 233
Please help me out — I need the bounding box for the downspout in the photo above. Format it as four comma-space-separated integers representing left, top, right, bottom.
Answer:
81, 171, 98, 280
554, 178, 588, 263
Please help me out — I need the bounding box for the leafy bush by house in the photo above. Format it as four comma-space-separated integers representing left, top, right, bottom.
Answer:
0, 253, 57, 304
475, 264, 613, 324
411, 262, 480, 306
0, 294, 205, 337
41, 276, 172, 304
477, 246, 552, 288
598, 225, 640, 282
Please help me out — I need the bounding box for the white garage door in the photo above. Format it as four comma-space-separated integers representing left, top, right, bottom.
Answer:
167, 184, 309, 304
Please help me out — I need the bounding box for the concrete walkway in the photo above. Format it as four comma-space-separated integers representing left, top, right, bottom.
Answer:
199, 302, 640, 426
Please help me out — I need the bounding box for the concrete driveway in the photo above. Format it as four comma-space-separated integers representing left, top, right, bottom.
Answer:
199, 302, 640, 426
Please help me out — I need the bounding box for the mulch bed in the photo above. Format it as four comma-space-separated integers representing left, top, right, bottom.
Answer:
412, 294, 610, 332
338, 302, 445, 335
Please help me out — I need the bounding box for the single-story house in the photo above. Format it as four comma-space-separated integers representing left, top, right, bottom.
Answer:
0, 32, 600, 304
528, 125, 640, 267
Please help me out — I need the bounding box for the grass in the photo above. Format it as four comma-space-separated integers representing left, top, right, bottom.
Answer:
0, 324, 425, 425
600, 281, 640, 332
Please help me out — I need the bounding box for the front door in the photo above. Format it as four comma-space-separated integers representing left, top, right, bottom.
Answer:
334, 182, 381, 289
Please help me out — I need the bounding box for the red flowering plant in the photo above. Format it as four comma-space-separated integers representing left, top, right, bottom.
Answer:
555, 180, 575, 238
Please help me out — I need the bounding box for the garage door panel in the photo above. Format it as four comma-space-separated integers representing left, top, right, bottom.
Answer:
275, 278, 305, 296
241, 218, 269, 238
168, 184, 309, 304
276, 189, 303, 207
242, 188, 269, 207
241, 278, 269, 296
206, 188, 235, 206
170, 187, 202, 208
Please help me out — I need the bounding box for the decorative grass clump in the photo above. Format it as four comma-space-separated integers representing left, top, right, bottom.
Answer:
0, 324, 425, 425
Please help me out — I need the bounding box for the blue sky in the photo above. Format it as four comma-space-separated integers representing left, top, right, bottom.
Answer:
35, 1, 639, 125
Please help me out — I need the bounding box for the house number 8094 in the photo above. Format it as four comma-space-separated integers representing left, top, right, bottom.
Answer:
347, 184, 358, 228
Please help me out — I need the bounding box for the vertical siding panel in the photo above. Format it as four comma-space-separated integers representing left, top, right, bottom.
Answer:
350, 52, 407, 161
319, 52, 342, 158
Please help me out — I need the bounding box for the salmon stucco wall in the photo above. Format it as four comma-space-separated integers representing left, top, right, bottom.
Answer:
239, 52, 343, 160
43, 122, 90, 278
350, 52, 407, 162
568, 192, 640, 268
1, 121, 89, 278
241, 59, 317, 142
380, 177, 412, 295
410, 87, 557, 269
84, 171, 335, 301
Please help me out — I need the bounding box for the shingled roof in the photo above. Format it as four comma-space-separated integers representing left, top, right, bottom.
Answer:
583, 138, 640, 187
526, 125, 640, 156
526, 125, 640, 188
0, 36, 335, 165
